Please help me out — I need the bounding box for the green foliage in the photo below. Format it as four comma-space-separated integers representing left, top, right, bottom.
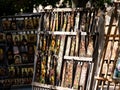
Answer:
0, 0, 60, 16
0, 0, 33, 16
0, 0, 112, 16
90, 0, 112, 8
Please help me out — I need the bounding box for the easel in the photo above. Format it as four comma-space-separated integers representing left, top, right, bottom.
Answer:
94, 1, 120, 90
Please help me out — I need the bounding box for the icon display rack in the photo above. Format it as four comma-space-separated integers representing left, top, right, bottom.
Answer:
0, 14, 39, 88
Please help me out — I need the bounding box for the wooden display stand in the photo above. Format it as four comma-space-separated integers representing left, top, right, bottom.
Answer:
32, 8, 100, 90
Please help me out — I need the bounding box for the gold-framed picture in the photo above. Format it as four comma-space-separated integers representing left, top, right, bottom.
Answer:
10, 20, 17, 30
33, 16, 39, 29
16, 18, 25, 30
28, 34, 37, 43
0, 33, 5, 42
12, 34, 20, 45
2, 18, 11, 30
25, 17, 34, 30
21, 53, 28, 63
14, 55, 22, 64
20, 34, 28, 43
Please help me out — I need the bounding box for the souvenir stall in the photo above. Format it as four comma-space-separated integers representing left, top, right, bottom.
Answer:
1, 6, 120, 90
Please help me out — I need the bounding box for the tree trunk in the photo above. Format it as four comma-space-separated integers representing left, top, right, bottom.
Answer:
71, 0, 78, 8
71, 0, 89, 8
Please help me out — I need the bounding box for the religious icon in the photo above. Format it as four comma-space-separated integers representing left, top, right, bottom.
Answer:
10, 20, 17, 30
33, 17, 39, 29
7, 50, 14, 65
14, 55, 22, 64
20, 35, 28, 44
0, 33, 5, 42
22, 68, 28, 78
28, 34, 37, 44
13, 45, 20, 55
6, 33, 13, 45
25, 18, 34, 30
28, 45, 34, 55
28, 68, 33, 77
16, 18, 25, 30
8, 66, 15, 78
20, 35, 28, 53
0, 48, 4, 62
0, 67, 6, 76
2, 18, 11, 30
21, 53, 28, 63
13, 35, 20, 45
